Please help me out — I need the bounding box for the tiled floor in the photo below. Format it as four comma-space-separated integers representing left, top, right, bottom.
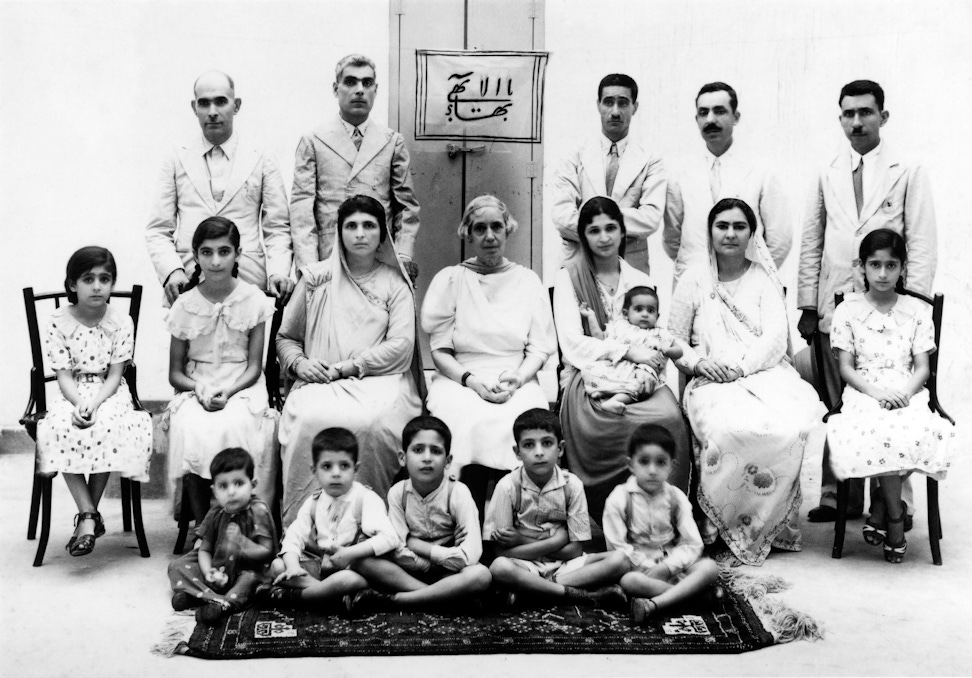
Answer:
1, 424, 969, 677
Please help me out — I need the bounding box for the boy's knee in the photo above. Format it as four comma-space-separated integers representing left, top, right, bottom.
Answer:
466, 564, 493, 592
619, 571, 641, 589
269, 558, 285, 577
489, 557, 515, 582
699, 558, 720, 582
607, 550, 630, 574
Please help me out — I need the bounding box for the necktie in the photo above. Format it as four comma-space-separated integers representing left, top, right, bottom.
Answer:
208, 145, 227, 202
853, 158, 864, 217
709, 157, 722, 202
605, 143, 619, 196
352, 126, 363, 150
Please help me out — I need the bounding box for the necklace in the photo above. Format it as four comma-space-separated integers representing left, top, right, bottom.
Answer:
595, 273, 618, 295
349, 261, 381, 285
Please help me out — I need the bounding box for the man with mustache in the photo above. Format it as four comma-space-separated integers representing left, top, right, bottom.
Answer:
798, 79, 937, 523
290, 54, 420, 278
552, 73, 667, 274
662, 82, 791, 286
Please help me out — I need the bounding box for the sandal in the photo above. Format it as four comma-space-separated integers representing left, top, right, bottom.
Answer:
883, 513, 907, 564
67, 512, 100, 557
862, 521, 887, 546
630, 597, 658, 625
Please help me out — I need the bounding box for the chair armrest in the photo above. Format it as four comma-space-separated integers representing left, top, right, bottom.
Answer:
928, 394, 955, 426
125, 364, 145, 412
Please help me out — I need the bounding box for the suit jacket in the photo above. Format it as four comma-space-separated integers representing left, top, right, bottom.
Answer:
551, 135, 667, 274
145, 134, 292, 291
290, 116, 420, 271
798, 143, 937, 334
663, 144, 792, 285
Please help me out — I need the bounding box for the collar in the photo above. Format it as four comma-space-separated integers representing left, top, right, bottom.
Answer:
519, 464, 567, 493
317, 483, 356, 509
51, 304, 123, 338
624, 474, 667, 498
340, 116, 370, 138
600, 134, 629, 156
405, 475, 450, 501
849, 139, 882, 171
201, 131, 238, 159
704, 140, 736, 169
845, 292, 918, 331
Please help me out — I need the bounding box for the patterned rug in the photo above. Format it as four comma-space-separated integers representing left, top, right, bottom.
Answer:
165, 588, 775, 658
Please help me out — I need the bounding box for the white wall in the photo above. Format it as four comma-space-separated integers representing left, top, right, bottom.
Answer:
3, 0, 970, 454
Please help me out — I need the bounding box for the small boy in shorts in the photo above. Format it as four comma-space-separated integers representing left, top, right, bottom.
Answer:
167, 447, 277, 625
345, 415, 492, 614
602, 424, 720, 623
257, 427, 400, 608
485, 408, 629, 607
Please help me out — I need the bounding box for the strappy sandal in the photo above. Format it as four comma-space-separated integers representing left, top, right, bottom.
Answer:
862, 521, 887, 546
630, 597, 658, 625
67, 512, 99, 557
883, 513, 907, 564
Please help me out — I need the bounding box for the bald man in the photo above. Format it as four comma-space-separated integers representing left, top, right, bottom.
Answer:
146, 70, 293, 305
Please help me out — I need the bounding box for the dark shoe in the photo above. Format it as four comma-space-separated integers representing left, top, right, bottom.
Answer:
171, 592, 203, 611
255, 584, 302, 608
630, 597, 657, 625
196, 601, 231, 626
93, 512, 106, 539
344, 588, 393, 617
807, 505, 837, 522
564, 584, 626, 608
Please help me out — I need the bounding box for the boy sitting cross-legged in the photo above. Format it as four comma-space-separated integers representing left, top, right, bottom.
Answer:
345, 415, 492, 614
485, 408, 629, 608
256, 427, 400, 609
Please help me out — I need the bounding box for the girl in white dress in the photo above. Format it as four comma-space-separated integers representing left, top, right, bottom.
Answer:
165, 217, 277, 526
826, 229, 954, 564
37, 247, 152, 556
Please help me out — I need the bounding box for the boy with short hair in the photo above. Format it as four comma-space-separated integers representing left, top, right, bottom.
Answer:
167, 447, 277, 625
603, 424, 720, 623
486, 408, 629, 607
258, 427, 400, 608
346, 415, 492, 614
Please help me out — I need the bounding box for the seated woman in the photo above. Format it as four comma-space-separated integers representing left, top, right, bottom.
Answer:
554, 196, 691, 524
669, 198, 822, 566
276, 195, 424, 525
421, 195, 557, 513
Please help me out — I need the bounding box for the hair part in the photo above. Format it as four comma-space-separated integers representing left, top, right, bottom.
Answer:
708, 197, 758, 235
859, 228, 907, 292
577, 196, 627, 259
312, 427, 359, 465
623, 285, 658, 312
512, 408, 562, 445
184, 216, 241, 292
598, 73, 638, 103
627, 423, 676, 460
457, 194, 519, 239
696, 81, 738, 112
402, 415, 452, 454
839, 79, 885, 111
64, 246, 117, 303
338, 194, 388, 245
210, 447, 255, 479
335, 54, 376, 82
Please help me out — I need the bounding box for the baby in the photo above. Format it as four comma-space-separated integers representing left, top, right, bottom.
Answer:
580, 286, 682, 414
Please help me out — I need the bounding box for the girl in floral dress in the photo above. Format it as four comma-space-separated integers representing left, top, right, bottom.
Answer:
166, 217, 278, 528
827, 229, 954, 563
37, 247, 152, 556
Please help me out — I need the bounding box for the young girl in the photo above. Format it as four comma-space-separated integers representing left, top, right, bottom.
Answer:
602, 424, 720, 623
579, 286, 683, 414
827, 228, 954, 563
165, 217, 278, 528
36, 247, 153, 557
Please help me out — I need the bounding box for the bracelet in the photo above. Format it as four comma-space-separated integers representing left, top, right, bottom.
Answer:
460, 371, 473, 387
292, 355, 306, 375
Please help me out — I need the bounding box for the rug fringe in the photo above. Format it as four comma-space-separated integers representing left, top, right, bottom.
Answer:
151, 611, 196, 657
720, 567, 823, 643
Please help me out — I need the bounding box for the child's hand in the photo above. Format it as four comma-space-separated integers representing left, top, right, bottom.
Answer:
319, 538, 339, 555
72, 400, 97, 428
871, 388, 909, 410
273, 564, 308, 584
328, 547, 354, 569
493, 527, 524, 547
578, 302, 595, 318
452, 523, 467, 545
205, 566, 230, 588
208, 391, 228, 411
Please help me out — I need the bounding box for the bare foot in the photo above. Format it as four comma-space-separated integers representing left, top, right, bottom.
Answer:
599, 398, 627, 415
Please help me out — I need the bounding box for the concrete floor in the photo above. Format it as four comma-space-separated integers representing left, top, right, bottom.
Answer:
2, 424, 969, 678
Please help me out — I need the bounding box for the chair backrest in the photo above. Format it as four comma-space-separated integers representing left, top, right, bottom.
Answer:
21, 286, 143, 423
264, 295, 286, 410
547, 286, 564, 413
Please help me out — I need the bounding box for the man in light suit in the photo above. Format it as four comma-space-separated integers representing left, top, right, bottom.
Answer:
552, 73, 666, 274
663, 82, 791, 285
290, 54, 420, 277
798, 79, 937, 522
146, 70, 293, 305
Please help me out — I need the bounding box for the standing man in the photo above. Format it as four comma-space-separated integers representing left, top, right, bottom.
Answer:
552, 73, 666, 274
663, 82, 791, 284
799, 79, 937, 522
290, 54, 420, 278
146, 70, 293, 305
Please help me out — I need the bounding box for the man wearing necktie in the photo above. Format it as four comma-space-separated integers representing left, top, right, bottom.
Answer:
146, 70, 293, 306
290, 54, 420, 279
663, 82, 792, 286
552, 73, 667, 274
798, 80, 938, 522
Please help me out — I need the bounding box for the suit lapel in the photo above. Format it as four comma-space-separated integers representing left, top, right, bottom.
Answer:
349, 124, 392, 179
827, 152, 857, 224
860, 149, 904, 224
580, 139, 606, 196
177, 138, 218, 212
315, 118, 358, 168
216, 138, 261, 211
613, 140, 644, 199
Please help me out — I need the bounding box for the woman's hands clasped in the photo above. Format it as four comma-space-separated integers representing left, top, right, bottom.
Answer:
294, 357, 342, 384
467, 370, 522, 404
694, 358, 742, 383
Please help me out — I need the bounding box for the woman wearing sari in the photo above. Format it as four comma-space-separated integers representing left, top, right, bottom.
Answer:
276, 195, 424, 525
554, 196, 690, 524
421, 195, 557, 513
669, 198, 822, 566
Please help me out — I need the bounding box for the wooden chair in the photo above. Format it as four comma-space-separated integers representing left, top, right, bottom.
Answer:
826, 290, 953, 565
21, 286, 151, 567
173, 295, 287, 554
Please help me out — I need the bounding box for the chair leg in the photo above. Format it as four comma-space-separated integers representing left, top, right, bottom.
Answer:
174, 481, 192, 555
28, 474, 42, 540
832, 477, 849, 559
120, 476, 133, 532
130, 481, 150, 558
927, 478, 942, 566
33, 476, 53, 567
